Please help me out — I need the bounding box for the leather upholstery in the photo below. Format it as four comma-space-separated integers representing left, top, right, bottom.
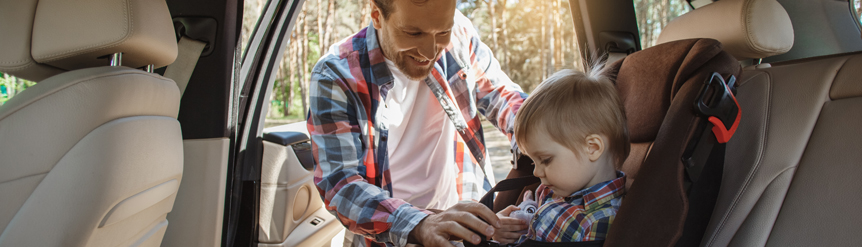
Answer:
657, 0, 794, 60
605, 38, 741, 247
0, 0, 183, 246
0, 0, 64, 81
0, 68, 183, 246
702, 51, 862, 246
0, 0, 177, 81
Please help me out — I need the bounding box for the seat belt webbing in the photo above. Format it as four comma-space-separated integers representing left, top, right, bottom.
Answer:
676, 143, 725, 247
479, 176, 541, 212
164, 36, 206, 96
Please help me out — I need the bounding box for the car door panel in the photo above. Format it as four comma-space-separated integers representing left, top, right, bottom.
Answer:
259, 122, 342, 247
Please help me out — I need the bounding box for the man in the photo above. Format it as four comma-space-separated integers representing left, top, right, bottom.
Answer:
307, 0, 527, 246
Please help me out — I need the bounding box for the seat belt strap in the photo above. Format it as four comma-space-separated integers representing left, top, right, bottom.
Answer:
479, 176, 541, 210
675, 72, 739, 246
675, 143, 725, 247
164, 36, 206, 96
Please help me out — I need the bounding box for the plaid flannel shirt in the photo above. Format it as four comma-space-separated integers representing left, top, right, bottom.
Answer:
519, 172, 626, 243
307, 10, 526, 247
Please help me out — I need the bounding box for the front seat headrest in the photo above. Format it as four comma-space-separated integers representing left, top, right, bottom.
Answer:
0, 0, 178, 81
657, 0, 794, 60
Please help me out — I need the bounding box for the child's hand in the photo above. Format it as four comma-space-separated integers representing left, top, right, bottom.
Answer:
492, 205, 528, 244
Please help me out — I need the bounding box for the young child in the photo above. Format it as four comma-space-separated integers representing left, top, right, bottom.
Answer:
494, 67, 630, 244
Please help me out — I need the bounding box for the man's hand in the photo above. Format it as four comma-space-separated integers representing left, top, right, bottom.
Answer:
491, 205, 528, 244
408, 202, 502, 246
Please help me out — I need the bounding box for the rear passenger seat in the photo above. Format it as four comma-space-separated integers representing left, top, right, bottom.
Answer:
707, 50, 862, 247
656, 0, 862, 246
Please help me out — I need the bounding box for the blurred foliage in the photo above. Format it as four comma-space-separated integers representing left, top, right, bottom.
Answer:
0, 73, 37, 106
241, 0, 692, 124
856, 0, 862, 25
633, 0, 690, 49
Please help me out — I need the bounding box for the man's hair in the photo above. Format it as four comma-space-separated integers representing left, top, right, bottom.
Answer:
372, 0, 430, 19
514, 66, 630, 168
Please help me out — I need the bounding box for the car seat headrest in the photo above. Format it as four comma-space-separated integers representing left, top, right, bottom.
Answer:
0, 0, 178, 82
656, 0, 794, 60
612, 39, 735, 143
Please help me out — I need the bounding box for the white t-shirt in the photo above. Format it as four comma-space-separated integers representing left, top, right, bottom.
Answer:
383, 59, 459, 211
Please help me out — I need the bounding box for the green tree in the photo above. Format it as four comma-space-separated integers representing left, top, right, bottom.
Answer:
1, 73, 37, 106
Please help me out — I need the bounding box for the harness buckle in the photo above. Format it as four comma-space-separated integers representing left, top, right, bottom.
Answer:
694, 72, 741, 144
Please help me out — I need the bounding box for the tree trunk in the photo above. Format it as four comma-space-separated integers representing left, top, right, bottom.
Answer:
286, 37, 296, 116
554, 0, 562, 71
551, 0, 555, 70
484, 0, 497, 53
499, 0, 509, 73
301, 4, 310, 114
280, 42, 289, 117
540, 0, 546, 80
3, 73, 14, 99
324, 0, 335, 49
360, 0, 370, 28
317, 0, 325, 54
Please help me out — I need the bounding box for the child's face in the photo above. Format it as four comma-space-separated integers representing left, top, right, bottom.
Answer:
521, 129, 605, 197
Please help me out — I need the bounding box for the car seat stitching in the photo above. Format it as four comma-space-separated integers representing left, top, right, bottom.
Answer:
0, 172, 49, 187
827, 57, 851, 101
730, 166, 796, 245
34, 0, 132, 62
0, 70, 174, 121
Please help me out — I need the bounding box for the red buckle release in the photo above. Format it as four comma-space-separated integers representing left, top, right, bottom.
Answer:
696, 73, 741, 143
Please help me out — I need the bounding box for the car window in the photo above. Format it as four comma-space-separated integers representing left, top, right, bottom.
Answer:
458, 0, 582, 92
0, 73, 37, 106
632, 0, 691, 49
241, 0, 268, 59
855, 0, 862, 26
258, 0, 581, 129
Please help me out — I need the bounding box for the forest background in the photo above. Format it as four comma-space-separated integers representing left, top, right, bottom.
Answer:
244, 0, 693, 123
4, 0, 862, 125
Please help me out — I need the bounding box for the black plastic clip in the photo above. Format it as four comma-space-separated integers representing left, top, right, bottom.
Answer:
695, 72, 740, 144
681, 72, 741, 184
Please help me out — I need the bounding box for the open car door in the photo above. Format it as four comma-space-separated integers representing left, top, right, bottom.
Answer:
230, 0, 343, 246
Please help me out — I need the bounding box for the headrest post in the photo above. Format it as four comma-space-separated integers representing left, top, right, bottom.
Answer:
110, 53, 123, 67
754, 58, 763, 65
146, 64, 155, 73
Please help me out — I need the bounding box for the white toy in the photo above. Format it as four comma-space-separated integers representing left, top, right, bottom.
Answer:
509, 190, 538, 234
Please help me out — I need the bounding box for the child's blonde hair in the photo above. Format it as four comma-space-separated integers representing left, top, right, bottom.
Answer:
514, 66, 630, 168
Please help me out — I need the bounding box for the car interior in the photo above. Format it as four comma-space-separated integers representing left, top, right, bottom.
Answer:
0, 0, 859, 247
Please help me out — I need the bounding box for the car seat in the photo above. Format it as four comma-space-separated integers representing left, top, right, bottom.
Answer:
489, 0, 795, 246
0, 0, 183, 246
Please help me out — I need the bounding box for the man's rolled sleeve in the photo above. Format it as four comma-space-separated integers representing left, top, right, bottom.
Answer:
381, 204, 430, 246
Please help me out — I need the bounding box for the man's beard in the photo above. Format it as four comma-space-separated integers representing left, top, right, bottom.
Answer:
380, 35, 436, 80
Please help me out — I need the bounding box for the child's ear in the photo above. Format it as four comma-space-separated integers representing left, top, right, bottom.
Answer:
584, 134, 605, 162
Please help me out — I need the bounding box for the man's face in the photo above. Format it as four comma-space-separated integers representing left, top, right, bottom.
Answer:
371, 0, 455, 80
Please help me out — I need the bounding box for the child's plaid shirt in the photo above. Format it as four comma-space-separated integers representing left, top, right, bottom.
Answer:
306, 10, 526, 247
520, 172, 626, 243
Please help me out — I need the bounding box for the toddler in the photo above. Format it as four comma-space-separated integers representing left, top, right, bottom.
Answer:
495, 67, 630, 244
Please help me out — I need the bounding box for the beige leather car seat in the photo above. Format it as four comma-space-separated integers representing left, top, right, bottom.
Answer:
659, 0, 862, 246
0, 0, 183, 246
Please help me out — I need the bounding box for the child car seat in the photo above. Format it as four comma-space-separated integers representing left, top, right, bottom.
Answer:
480, 38, 742, 247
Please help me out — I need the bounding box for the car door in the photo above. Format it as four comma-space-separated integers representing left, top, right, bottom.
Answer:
230, 0, 342, 246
